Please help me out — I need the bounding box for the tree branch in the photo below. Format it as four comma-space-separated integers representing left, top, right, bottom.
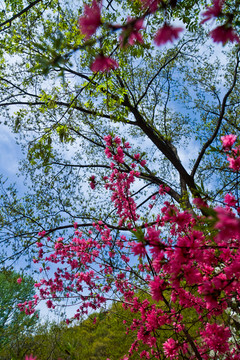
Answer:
191, 49, 240, 178
136, 39, 196, 106
0, 0, 43, 31
121, 93, 199, 195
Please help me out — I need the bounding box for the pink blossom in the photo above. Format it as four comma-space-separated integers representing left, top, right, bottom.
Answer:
89, 175, 96, 188
38, 230, 46, 237
154, 24, 183, 46
46, 299, 53, 308
104, 134, 112, 146
224, 193, 237, 207
227, 154, 240, 171
113, 146, 124, 163
201, 0, 225, 24
201, 323, 231, 353
17, 277, 22, 284
114, 136, 121, 145
78, 0, 101, 39
150, 276, 165, 301
159, 184, 170, 195
221, 134, 237, 150
124, 141, 131, 149
163, 338, 179, 359
36, 242, 43, 248
119, 18, 144, 47
140, 0, 162, 13
193, 197, 208, 208
210, 25, 240, 44
140, 350, 150, 359
90, 55, 119, 72
25, 355, 37, 360
215, 206, 240, 242
104, 147, 112, 158
131, 242, 147, 258
90, 182, 95, 189
145, 226, 161, 244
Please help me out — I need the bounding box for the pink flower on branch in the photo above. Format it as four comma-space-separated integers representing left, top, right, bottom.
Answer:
90, 55, 119, 72
140, 0, 162, 13
221, 134, 237, 150
154, 24, 183, 46
224, 193, 237, 207
227, 154, 240, 171
119, 18, 144, 47
89, 175, 96, 189
149, 276, 165, 301
38, 230, 46, 237
210, 25, 240, 44
163, 338, 179, 359
201, 0, 225, 24
131, 241, 147, 258
201, 323, 231, 353
215, 206, 240, 242
46, 299, 54, 309
25, 356, 37, 360
78, 0, 102, 39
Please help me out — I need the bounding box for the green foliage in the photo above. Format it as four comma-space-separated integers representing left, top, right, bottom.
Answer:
11, 292, 216, 360
130, 227, 145, 243
0, 269, 39, 358
10, 303, 149, 360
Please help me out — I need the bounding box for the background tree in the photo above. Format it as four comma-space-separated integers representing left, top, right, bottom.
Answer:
0, 269, 39, 359
7, 299, 180, 360
20, 305, 145, 360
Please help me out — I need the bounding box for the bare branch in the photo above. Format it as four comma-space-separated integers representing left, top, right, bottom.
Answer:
136, 39, 196, 106
191, 49, 240, 178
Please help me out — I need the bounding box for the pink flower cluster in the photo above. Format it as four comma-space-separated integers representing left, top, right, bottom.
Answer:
201, 323, 231, 353
154, 24, 183, 46
90, 55, 119, 73
201, 0, 239, 44
78, 0, 101, 40
103, 135, 140, 227
25, 356, 37, 360
210, 26, 240, 44
119, 18, 144, 48
89, 175, 96, 189
221, 134, 240, 171
19, 135, 240, 359
77, 0, 239, 72
201, 0, 224, 23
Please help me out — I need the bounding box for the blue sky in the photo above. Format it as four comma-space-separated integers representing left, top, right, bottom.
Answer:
0, 123, 24, 184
